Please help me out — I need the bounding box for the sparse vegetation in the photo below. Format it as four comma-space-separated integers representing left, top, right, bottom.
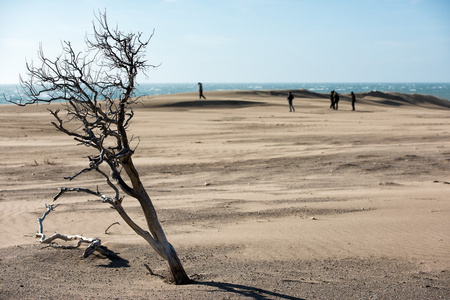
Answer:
11, 11, 189, 284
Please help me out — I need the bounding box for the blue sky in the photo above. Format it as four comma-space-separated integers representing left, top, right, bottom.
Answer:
0, 0, 449, 84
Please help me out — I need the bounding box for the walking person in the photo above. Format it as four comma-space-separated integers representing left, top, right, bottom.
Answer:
287, 92, 295, 112
334, 92, 340, 110
198, 82, 206, 99
329, 90, 335, 110
351, 91, 356, 111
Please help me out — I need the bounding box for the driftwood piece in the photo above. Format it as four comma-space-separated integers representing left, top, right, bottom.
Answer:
105, 222, 120, 234
36, 204, 110, 258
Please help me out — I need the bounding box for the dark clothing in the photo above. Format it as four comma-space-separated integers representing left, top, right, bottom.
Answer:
351, 92, 356, 111
334, 92, 340, 110
330, 91, 335, 110
198, 83, 206, 99
287, 92, 295, 112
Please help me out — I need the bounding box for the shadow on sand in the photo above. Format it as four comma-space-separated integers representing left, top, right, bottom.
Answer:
157, 99, 270, 109
193, 280, 305, 300
95, 247, 131, 268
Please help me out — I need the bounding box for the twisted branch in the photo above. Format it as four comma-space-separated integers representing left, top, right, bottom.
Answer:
36, 204, 111, 258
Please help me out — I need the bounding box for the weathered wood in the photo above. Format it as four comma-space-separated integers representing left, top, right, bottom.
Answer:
105, 222, 120, 234
36, 205, 108, 258
14, 11, 190, 284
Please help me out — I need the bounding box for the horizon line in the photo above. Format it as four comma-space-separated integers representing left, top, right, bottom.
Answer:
1, 81, 450, 85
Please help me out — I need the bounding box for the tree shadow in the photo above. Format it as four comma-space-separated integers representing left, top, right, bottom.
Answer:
96, 247, 130, 268
193, 280, 305, 300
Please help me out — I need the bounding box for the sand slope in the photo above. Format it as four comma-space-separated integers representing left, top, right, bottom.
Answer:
1, 90, 449, 299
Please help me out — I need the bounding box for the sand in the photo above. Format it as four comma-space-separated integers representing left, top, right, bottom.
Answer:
0, 90, 449, 299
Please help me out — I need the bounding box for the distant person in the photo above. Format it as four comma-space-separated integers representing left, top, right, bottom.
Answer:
330, 90, 335, 110
287, 92, 295, 112
334, 92, 340, 110
198, 82, 206, 99
351, 91, 356, 111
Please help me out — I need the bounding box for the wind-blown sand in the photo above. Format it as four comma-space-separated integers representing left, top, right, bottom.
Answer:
1, 90, 449, 299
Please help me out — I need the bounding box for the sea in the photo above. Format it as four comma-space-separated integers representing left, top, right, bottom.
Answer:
1, 82, 449, 104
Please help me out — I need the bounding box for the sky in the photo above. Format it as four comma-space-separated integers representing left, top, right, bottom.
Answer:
0, 0, 449, 84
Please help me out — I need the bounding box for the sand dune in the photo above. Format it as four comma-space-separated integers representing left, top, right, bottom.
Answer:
0, 90, 449, 299
358, 90, 450, 108
142, 89, 450, 110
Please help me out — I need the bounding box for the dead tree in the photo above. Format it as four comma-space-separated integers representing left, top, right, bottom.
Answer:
9, 12, 190, 284
36, 204, 113, 258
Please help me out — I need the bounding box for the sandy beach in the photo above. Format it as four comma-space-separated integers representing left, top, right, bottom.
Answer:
1, 90, 449, 299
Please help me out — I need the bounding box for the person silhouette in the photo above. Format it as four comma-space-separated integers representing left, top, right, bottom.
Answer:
198, 82, 206, 99
351, 91, 356, 111
334, 92, 340, 110
330, 90, 335, 110
287, 92, 295, 112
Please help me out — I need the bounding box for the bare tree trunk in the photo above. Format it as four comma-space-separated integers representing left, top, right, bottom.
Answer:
115, 196, 189, 284
164, 245, 190, 284
9, 11, 191, 285
115, 160, 190, 284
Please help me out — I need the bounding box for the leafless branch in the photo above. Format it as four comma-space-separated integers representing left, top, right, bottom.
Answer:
35, 204, 110, 258
105, 222, 120, 234
12, 10, 190, 284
